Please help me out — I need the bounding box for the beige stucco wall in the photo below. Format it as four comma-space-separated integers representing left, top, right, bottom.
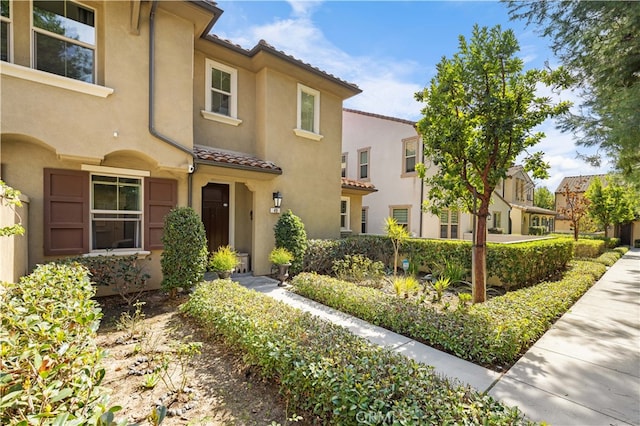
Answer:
0, 192, 29, 283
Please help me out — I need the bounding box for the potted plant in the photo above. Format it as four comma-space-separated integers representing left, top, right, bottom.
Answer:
209, 245, 239, 279
269, 247, 293, 286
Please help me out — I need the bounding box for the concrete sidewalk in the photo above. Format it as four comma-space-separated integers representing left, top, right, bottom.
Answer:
489, 248, 640, 426
227, 248, 639, 425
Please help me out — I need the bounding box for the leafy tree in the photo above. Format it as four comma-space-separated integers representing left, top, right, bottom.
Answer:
557, 179, 591, 241
586, 175, 639, 238
384, 217, 409, 277
507, 1, 640, 186
415, 25, 570, 303
534, 186, 555, 210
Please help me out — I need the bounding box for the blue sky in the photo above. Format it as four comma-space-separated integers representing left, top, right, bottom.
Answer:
212, 0, 611, 191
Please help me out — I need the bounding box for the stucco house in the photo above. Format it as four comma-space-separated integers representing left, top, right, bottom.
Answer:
0, 0, 361, 291
341, 109, 555, 239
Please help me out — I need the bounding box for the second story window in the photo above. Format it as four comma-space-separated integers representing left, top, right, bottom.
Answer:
206, 59, 237, 118
341, 153, 347, 178
32, 0, 95, 83
358, 148, 370, 180
295, 83, 321, 139
1, 0, 11, 62
403, 138, 417, 174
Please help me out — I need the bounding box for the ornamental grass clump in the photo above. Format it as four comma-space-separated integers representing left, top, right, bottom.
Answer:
181, 279, 530, 425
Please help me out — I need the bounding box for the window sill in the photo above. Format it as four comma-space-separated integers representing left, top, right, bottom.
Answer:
401, 171, 417, 178
85, 250, 151, 259
293, 128, 323, 141
201, 110, 243, 126
1, 62, 114, 98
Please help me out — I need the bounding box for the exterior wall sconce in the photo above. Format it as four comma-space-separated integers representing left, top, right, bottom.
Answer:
270, 191, 282, 214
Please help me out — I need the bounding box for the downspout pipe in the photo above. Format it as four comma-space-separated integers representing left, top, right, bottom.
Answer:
148, 0, 195, 206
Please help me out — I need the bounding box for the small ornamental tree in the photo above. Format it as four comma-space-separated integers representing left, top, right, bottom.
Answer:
274, 210, 307, 275
161, 207, 208, 297
557, 179, 591, 241
415, 24, 570, 303
385, 217, 409, 277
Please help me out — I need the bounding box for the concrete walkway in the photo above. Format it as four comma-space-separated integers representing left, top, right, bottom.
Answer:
226, 248, 639, 425
489, 248, 640, 426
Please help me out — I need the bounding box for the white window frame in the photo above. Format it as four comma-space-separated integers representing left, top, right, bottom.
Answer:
440, 209, 459, 239
294, 83, 323, 141
1, 0, 12, 63
493, 211, 502, 229
358, 147, 370, 181
82, 165, 149, 253
340, 197, 350, 231
201, 58, 242, 126
31, 0, 97, 84
402, 137, 418, 176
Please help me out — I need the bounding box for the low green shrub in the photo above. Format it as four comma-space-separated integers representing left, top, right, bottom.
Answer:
64, 254, 150, 306
573, 239, 606, 258
0, 263, 121, 425
292, 260, 606, 368
594, 247, 628, 266
488, 227, 504, 234
181, 279, 530, 425
331, 254, 385, 286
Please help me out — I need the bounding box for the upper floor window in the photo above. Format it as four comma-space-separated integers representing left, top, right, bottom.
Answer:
1, 0, 11, 62
206, 59, 237, 117
91, 174, 142, 250
294, 83, 322, 140
340, 197, 350, 231
341, 153, 347, 178
358, 148, 370, 180
403, 138, 417, 175
32, 0, 95, 83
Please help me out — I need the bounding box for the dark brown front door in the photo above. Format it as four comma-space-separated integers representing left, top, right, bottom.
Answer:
202, 183, 229, 253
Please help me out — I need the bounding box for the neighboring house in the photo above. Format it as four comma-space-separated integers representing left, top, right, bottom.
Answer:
0, 0, 361, 289
341, 109, 475, 239
342, 109, 555, 239
495, 165, 557, 234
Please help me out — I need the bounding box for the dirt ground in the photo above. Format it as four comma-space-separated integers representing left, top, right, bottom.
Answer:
96, 290, 301, 426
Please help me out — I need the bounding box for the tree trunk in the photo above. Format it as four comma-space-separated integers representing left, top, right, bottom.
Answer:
473, 211, 488, 304
604, 224, 609, 239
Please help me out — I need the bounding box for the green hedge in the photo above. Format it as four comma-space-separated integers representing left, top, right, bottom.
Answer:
594, 247, 628, 266
573, 239, 606, 258
305, 236, 573, 290
181, 280, 530, 425
0, 263, 119, 425
292, 260, 606, 368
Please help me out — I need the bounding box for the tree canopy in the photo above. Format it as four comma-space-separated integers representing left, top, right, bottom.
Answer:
585, 175, 639, 238
534, 186, 555, 210
415, 24, 570, 302
507, 1, 640, 186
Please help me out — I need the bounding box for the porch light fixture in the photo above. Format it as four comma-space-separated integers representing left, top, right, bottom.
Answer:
271, 191, 282, 214
487, 213, 492, 222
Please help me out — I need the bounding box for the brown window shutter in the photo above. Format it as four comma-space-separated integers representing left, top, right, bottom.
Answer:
43, 168, 90, 255
145, 178, 177, 250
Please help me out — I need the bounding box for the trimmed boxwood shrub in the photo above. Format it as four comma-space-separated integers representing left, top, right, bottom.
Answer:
0, 263, 119, 425
274, 210, 308, 275
292, 259, 606, 369
161, 207, 208, 297
594, 247, 628, 266
181, 279, 530, 425
573, 238, 606, 258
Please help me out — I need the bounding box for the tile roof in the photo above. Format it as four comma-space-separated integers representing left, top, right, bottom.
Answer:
555, 175, 606, 193
193, 145, 282, 174
205, 35, 361, 94
343, 108, 416, 126
341, 177, 377, 192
